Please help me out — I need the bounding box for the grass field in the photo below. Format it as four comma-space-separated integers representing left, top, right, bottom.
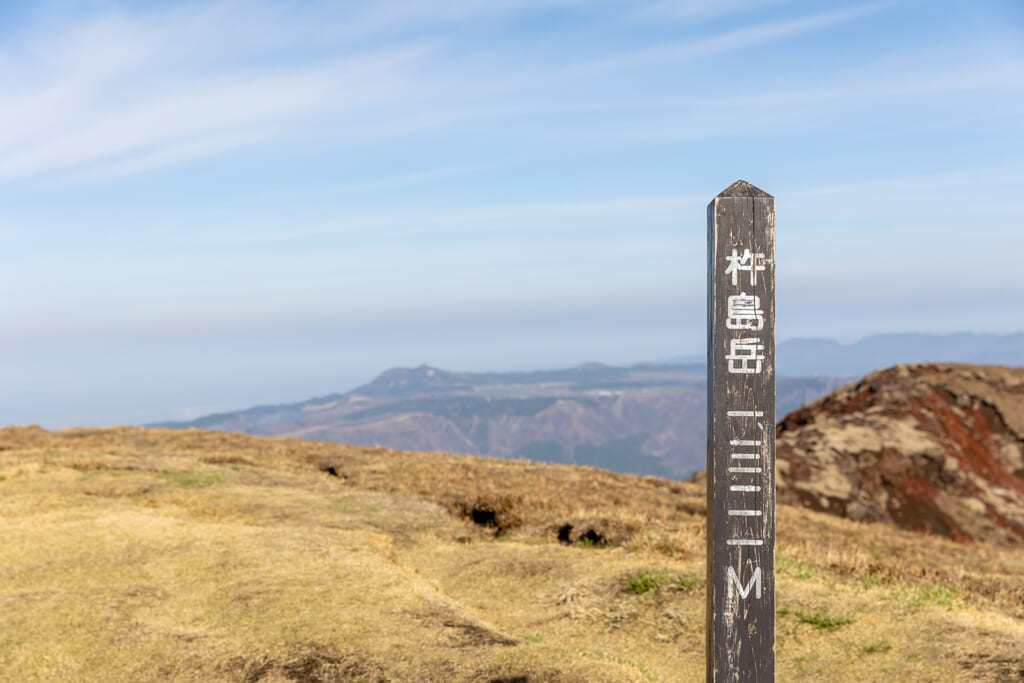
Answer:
1, 426, 1022, 681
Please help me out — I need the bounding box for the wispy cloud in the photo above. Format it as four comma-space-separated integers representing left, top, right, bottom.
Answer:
0, 2, 450, 184
159, 193, 701, 247
629, 0, 797, 24
55, 126, 284, 185
565, 2, 888, 75
324, 164, 494, 195
788, 165, 1024, 199
0, 40, 430, 183
490, 52, 1024, 146
0, 1, 905, 187
0, 0, 613, 186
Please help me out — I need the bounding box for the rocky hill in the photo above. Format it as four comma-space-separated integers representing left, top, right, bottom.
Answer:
777, 363, 1024, 545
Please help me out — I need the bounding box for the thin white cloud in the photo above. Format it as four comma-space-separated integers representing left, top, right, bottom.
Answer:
565, 2, 888, 75
335, 0, 597, 35
629, 0, 796, 24
472, 54, 1024, 146
189, 193, 703, 246
0, 2, 447, 184
697, 59, 1024, 108
787, 165, 1024, 199
56, 126, 283, 185
0, 43, 430, 183
0, 0, 610, 186
324, 164, 495, 194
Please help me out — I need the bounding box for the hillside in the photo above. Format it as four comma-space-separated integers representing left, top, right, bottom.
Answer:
777, 363, 1024, 546
2, 426, 1023, 681
154, 362, 845, 478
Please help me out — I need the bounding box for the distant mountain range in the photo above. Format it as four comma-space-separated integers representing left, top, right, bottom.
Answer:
153, 332, 1023, 478
669, 331, 1024, 377
153, 362, 844, 478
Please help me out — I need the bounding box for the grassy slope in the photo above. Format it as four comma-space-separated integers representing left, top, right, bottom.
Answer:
1, 426, 1022, 682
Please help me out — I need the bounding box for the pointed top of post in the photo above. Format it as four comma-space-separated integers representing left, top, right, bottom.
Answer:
716, 180, 773, 199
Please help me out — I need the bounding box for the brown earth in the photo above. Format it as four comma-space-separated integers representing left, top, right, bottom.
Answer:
777, 363, 1024, 545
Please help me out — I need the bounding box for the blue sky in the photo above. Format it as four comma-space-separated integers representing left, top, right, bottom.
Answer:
2, 0, 1023, 427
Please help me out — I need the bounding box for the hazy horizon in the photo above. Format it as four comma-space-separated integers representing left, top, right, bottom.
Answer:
3, 1, 1023, 428
6, 329, 1020, 430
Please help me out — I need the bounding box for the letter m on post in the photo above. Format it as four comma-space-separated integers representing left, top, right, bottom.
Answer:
727, 566, 762, 600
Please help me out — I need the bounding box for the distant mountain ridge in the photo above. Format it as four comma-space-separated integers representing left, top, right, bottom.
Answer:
780, 332, 1022, 376
153, 332, 1023, 478
153, 361, 843, 477
666, 332, 1024, 376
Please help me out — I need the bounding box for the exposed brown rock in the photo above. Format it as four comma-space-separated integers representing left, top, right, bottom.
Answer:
776, 363, 1024, 545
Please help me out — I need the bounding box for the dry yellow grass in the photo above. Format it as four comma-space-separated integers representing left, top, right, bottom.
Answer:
1, 425, 1022, 681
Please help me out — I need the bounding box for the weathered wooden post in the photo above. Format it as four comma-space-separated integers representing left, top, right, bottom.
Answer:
706, 180, 775, 682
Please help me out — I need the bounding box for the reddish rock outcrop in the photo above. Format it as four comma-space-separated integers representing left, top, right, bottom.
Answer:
776, 363, 1024, 545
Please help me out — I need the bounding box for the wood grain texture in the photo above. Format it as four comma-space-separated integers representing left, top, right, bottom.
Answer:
706, 181, 775, 682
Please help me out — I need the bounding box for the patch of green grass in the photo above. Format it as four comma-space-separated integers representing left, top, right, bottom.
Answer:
776, 552, 815, 580
790, 608, 853, 631
577, 537, 597, 548
860, 572, 889, 589
861, 640, 892, 654
523, 631, 544, 643
626, 570, 666, 595
675, 575, 702, 591
908, 582, 959, 609
871, 579, 961, 610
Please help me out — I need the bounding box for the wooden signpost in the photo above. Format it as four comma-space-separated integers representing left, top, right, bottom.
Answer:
706, 180, 776, 682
